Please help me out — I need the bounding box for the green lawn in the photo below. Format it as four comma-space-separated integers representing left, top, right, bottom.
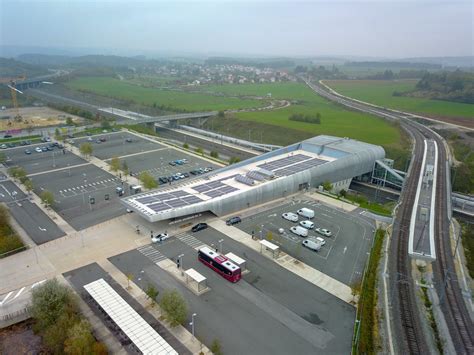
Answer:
66, 77, 266, 112
199, 82, 401, 146
325, 80, 474, 119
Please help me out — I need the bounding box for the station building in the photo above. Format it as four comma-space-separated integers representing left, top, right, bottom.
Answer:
121, 135, 385, 222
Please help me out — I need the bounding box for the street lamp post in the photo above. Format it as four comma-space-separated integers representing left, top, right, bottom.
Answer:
52, 151, 56, 168
190, 313, 197, 338
218, 239, 224, 253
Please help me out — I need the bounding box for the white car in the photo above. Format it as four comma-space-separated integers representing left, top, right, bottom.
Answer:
300, 220, 314, 229
315, 236, 326, 246
151, 233, 170, 243
35, 147, 42, 153
87, 137, 93, 141
282, 212, 298, 222
316, 228, 332, 237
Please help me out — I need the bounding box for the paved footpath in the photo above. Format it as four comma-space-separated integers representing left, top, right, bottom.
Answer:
208, 219, 355, 304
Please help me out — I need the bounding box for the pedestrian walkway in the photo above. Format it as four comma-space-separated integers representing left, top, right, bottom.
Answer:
59, 177, 119, 196
174, 232, 205, 249
137, 245, 167, 264
208, 219, 355, 305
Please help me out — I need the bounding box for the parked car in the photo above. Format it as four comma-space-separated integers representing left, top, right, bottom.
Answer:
41, 146, 48, 152
226, 216, 242, 226
35, 147, 42, 153
87, 137, 93, 141
315, 228, 332, 237
0, 144, 7, 149
300, 220, 314, 229
297, 208, 315, 219
175, 160, 184, 165
24, 149, 31, 154
282, 212, 298, 222
46, 146, 53, 151
302, 239, 321, 252
125, 138, 132, 143
191, 223, 208, 233
159, 177, 168, 184
7, 143, 15, 148
169, 161, 176, 166
3, 134, 12, 138
99, 137, 106, 142
182, 172, 189, 178
151, 233, 170, 243
315, 236, 326, 246
96, 139, 102, 144
290, 226, 308, 237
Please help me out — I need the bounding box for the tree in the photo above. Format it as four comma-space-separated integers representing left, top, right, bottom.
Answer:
8, 166, 27, 182
31, 279, 78, 331
217, 110, 225, 118
54, 127, 61, 141
121, 160, 129, 175
64, 319, 96, 354
183, 143, 189, 149
24, 178, 33, 194
145, 284, 159, 308
101, 118, 111, 129
210, 151, 219, 159
110, 156, 121, 173
266, 231, 273, 241
43, 312, 80, 354
339, 189, 347, 198
139, 171, 158, 190
322, 181, 333, 192
229, 157, 241, 165
79, 142, 93, 158
0, 152, 6, 164
210, 339, 223, 355
126, 273, 134, 289
65, 116, 74, 126
159, 289, 188, 327
40, 190, 55, 207
195, 147, 204, 155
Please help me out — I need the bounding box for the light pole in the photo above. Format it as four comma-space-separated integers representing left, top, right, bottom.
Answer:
190, 313, 197, 337
52, 151, 56, 168
218, 239, 224, 253
178, 253, 184, 274
82, 173, 87, 205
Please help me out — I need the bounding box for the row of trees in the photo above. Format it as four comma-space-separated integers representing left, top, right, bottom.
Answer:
288, 113, 321, 124
31, 279, 107, 354
0, 205, 24, 255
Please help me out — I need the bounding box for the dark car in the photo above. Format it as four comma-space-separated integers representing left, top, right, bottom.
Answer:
159, 177, 168, 184
226, 216, 242, 226
189, 170, 198, 175
24, 149, 31, 154
168, 161, 176, 166
125, 138, 132, 143
182, 172, 189, 178
99, 137, 106, 142
191, 223, 208, 233
3, 134, 12, 139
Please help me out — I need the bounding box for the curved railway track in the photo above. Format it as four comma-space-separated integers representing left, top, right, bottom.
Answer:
302, 78, 474, 354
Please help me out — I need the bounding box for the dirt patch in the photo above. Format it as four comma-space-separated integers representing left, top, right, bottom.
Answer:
423, 115, 474, 129
0, 319, 47, 354
0, 106, 84, 131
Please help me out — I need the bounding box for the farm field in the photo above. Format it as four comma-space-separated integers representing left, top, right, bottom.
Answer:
324, 79, 474, 120
66, 77, 266, 112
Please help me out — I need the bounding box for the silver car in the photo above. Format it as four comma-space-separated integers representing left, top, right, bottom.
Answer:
316, 228, 332, 237
282, 212, 298, 222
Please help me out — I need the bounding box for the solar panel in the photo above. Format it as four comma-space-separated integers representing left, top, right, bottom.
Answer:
182, 196, 203, 204
235, 174, 255, 186
166, 199, 187, 208
148, 203, 169, 212
136, 196, 158, 204
171, 190, 189, 197
247, 171, 265, 181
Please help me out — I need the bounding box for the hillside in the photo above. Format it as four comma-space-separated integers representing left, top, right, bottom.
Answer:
0, 57, 48, 78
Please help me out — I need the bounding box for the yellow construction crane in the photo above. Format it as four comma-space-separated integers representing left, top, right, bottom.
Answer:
1, 75, 26, 122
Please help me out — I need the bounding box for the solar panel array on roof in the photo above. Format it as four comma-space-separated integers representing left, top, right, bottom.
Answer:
204, 185, 238, 198
257, 153, 311, 171
246, 171, 265, 181
256, 168, 274, 179
235, 174, 255, 186
274, 157, 327, 176
134, 189, 204, 213
136, 190, 194, 205
192, 181, 225, 193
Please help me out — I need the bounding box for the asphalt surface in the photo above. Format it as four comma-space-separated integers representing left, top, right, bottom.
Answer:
72, 131, 166, 160
0, 180, 65, 244
2, 143, 86, 175
109, 227, 355, 354
30, 164, 127, 230
156, 126, 255, 162
63, 263, 190, 355
236, 198, 375, 285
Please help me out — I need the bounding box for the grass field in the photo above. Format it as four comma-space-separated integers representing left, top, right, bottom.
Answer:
325, 80, 474, 119
201, 82, 402, 147
66, 77, 266, 112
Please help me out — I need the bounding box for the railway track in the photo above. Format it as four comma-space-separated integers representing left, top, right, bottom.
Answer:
302, 78, 474, 353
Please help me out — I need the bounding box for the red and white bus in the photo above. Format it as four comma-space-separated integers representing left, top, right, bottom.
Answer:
198, 247, 241, 283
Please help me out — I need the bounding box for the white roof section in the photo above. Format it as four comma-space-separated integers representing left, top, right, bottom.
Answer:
84, 278, 177, 355
260, 239, 279, 251
185, 268, 207, 283
225, 252, 246, 266
200, 246, 239, 271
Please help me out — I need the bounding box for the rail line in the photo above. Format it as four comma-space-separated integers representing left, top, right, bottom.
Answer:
302, 77, 474, 353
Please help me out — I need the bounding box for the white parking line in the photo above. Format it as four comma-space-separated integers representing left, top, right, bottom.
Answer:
0, 291, 13, 306
12, 287, 25, 300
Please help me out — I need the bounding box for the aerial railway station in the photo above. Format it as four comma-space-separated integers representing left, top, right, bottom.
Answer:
122, 135, 386, 222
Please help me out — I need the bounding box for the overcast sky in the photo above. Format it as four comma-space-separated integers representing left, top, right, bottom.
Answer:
1, 0, 472, 58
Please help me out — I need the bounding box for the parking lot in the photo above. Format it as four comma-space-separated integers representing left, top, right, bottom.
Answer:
30, 164, 128, 230
109, 225, 354, 354
73, 131, 166, 160
0, 181, 65, 244
2, 142, 86, 175
236, 198, 375, 285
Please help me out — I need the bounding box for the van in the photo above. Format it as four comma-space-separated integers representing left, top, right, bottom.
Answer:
290, 226, 309, 237
302, 239, 321, 252
297, 208, 315, 219
130, 185, 142, 194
